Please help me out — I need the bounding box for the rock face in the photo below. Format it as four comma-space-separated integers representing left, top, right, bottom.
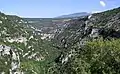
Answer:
90, 28, 99, 38
0, 12, 59, 74
0, 45, 21, 74
54, 7, 120, 47
52, 7, 120, 68
48, 7, 120, 74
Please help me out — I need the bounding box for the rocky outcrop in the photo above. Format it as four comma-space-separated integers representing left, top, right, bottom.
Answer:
0, 45, 22, 74
0, 12, 59, 74
53, 7, 120, 65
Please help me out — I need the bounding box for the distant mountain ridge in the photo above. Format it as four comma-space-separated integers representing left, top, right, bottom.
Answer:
56, 12, 90, 18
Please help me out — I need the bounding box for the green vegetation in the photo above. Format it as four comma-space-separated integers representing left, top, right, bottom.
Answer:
53, 39, 120, 74
0, 12, 60, 74
0, 7, 120, 74
92, 7, 120, 27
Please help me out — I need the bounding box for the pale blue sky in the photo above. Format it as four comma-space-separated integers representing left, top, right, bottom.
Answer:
0, 0, 120, 18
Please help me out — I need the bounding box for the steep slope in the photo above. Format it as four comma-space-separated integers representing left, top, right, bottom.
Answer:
50, 7, 120, 74
0, 12, 60, 74
54, 7, 120, 48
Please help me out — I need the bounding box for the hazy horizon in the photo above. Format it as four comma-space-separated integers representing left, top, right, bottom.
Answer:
0, 0, 120, 18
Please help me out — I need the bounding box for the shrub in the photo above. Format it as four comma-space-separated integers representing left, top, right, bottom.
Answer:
54, 39, 120, 74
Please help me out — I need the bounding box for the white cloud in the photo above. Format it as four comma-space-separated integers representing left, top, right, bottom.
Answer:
100, 1, 106, 7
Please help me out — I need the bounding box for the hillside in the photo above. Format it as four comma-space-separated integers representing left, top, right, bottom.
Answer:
50, 7, 120, 74
0, 7, 120, 74
0, 12, 60, 74
54, 7, 120, 47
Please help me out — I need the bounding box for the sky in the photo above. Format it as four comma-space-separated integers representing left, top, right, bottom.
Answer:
0, 0, 120, 18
